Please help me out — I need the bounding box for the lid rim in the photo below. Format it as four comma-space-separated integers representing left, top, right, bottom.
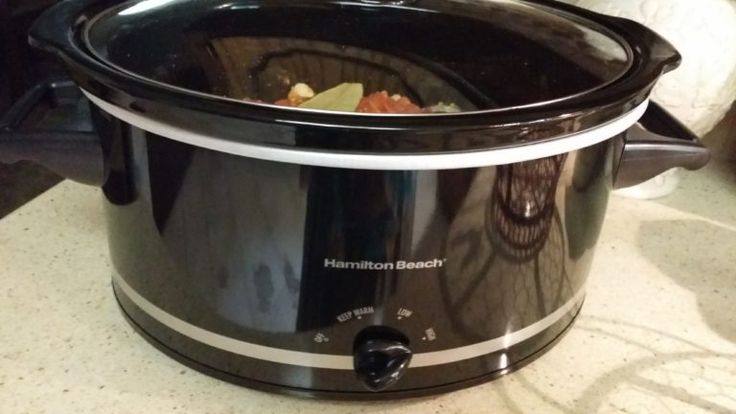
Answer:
83, 89, 649, 169
80, 0, 640, 118
29, 0, 678, 132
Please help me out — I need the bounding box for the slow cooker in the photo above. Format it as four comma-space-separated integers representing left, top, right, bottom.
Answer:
0, 0, 710, 399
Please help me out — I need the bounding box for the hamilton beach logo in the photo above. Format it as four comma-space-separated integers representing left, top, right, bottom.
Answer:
323, 258, 447, 271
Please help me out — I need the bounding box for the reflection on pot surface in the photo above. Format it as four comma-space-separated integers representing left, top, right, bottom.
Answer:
441, 154, 574, 344
489, 154, 568, 261
102, 122, 615, 394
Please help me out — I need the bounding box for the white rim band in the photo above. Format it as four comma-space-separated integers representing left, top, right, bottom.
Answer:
113, 271, 585, 369
83, 90, 648, 170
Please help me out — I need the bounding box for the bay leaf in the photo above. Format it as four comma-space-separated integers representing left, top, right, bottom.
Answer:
299, 83, 364, 112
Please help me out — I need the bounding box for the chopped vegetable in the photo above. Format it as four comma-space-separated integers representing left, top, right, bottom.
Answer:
288, 83, 315, 105
298, 83, 364, 112
274, 83, 315, 107
290, 83, 315, 101
427, 102, 462, 113
357, 91, 423, 114
268, 82, 460, 114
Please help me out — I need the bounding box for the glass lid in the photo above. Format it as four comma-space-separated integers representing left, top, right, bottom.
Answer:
84, 0, 632, 115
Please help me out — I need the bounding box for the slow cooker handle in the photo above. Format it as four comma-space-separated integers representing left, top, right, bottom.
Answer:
614, 103, 710, 189
0, 81, 105, 186
27, 0, 106, 56
540, 0, 682, 75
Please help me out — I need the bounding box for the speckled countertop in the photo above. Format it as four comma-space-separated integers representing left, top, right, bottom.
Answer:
1, 162, 735, 414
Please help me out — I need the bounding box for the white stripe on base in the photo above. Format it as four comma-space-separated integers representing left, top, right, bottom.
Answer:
113, 271, 586, 369
83, 90, 647, 171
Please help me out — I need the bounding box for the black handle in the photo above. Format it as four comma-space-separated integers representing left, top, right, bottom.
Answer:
614, 103, 710, 189
0, 80, 105, 186
28, 0, 107, 55
594, 15, 682, 74
531, 0, 682, 75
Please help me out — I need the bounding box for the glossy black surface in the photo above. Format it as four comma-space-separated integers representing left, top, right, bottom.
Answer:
116, 287, 583, 399
85, 0, 630, 112
96, 108, 620, 394
29, 0, 680, 152
353, 332, 412, 391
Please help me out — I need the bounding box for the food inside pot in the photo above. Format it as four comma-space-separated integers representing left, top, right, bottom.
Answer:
85, 1, 634, 116
268, 83, 462, 114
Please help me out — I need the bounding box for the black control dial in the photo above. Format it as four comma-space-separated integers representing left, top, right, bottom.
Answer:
353, 327, 412, 392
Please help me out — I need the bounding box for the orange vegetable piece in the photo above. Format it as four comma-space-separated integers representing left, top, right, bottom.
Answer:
357, 91, 423, 114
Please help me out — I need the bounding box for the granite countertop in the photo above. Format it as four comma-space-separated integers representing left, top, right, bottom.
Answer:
1, 162, 735, 414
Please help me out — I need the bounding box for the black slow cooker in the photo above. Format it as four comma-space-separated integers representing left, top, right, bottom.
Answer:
0, 0, 710, 399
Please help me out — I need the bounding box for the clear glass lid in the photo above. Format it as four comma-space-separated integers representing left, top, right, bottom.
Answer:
84, 0, 632, 114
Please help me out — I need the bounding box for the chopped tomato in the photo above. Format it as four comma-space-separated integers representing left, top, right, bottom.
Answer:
356, 91, 423, 114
